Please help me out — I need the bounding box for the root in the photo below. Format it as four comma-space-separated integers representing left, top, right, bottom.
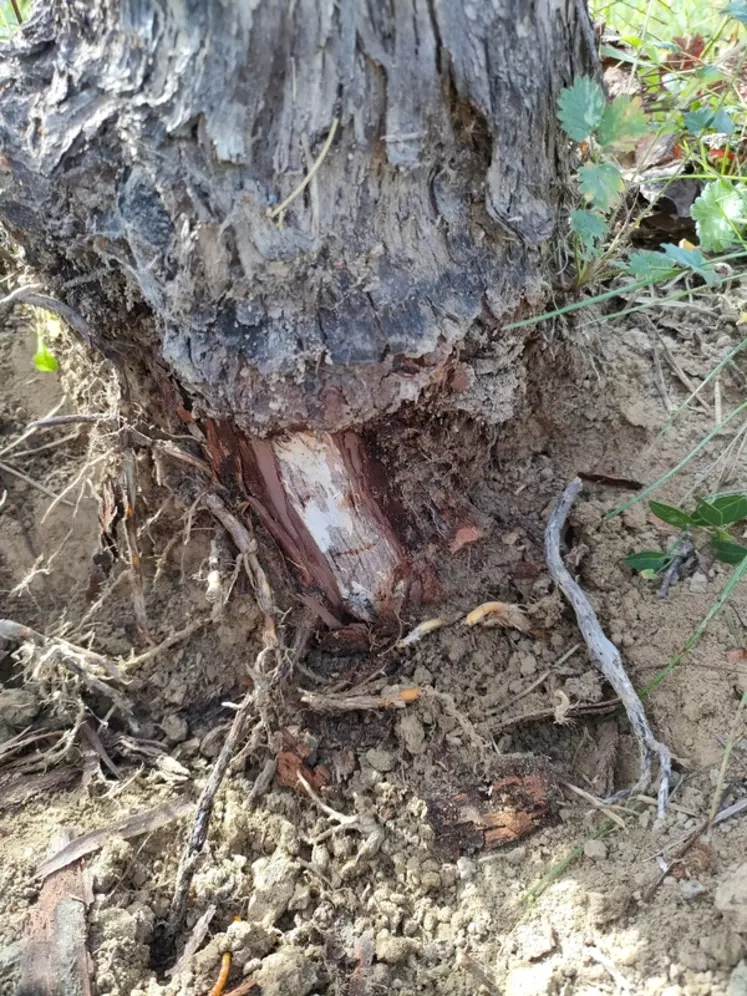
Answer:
545, 478, 672, 818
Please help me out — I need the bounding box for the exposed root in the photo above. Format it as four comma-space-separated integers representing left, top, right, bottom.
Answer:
545, 478, 672, 819
297, 772, 384, 877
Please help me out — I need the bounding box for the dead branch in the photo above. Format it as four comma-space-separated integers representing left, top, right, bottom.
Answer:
163, 687, 261, 945
35, 799, 193, 879
545, 478, 672, 818
299, 686, 420, 713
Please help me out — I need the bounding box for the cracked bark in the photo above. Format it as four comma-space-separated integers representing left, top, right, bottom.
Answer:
0, 0, 596, 620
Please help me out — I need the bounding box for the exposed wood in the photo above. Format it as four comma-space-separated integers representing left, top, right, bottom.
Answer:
18, 829, 93, 996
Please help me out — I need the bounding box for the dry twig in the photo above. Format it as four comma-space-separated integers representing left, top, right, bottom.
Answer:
546, 478, 672, 817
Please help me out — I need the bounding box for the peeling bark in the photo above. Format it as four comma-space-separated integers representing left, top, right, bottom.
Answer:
0, 0, 597, 616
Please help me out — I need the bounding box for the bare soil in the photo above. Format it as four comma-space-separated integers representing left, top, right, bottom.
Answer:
3, 295, 747, 996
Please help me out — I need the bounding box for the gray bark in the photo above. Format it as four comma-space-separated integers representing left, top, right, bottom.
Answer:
0, 0, 595, 436
0, 0, 596, 620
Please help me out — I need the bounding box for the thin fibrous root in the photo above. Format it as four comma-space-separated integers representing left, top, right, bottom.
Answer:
545, 478, 672, 819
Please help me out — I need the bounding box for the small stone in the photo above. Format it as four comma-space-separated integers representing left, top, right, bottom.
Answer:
160, 712, 188, 744
246, 850, 299, 925
583, 839, 607, 861
375, 930, 414, 964
690, 572, 709, 595
412, 665, 433, 685
700, 927, 746, 968
718, 333, 734, 348
727, 960, 747, 996
520, 654, 538, 677
680, 880, 706, 900
456, 857, 475, 881
254, 949, 318, 996
365, 747, 396, 773
397, 714, 426, 755
0, 687, 40, 729
420, 871, 442, 892
506, 846, 527, 865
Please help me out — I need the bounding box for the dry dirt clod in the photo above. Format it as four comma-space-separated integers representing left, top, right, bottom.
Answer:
716, 863, 747, 935
253, 948, 318, 996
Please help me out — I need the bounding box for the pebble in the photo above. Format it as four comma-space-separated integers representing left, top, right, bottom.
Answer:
506, 846, 527, 865
690, 572, 709, 594
727, 960, 747, 996
520, 654, 538, 677
456, 857, 476, 881
397, 714, 426, 755
160, 712, 188, 744
365, 747, 396, 772
681, 880, 706, 900
375, 930, 415, 964
583, 839, 608, 861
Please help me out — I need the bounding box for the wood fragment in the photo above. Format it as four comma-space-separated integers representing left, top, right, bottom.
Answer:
18, 829, 93, 996
169, 904, 217, 979
35, 799, 193, 879
299, 686, 420, 713
546, 478, 671, 818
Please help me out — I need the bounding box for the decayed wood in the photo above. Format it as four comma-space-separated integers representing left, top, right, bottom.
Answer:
18, 829, 93, 996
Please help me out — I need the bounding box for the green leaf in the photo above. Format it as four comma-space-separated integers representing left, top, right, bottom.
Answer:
690, 180, 747, 252
698, 494, 747, 526
725, 0, 747, 24
624, 550, 672, 572
710, 537, 747, 564
557, 77, 606, 142
684, 107, 736, 136
696, 498, 729, 528
33, 344, 58, 373
578, 163, 624, 212
627, 250, 676, 283
649, 501, 697, 528
597, 95, 649, 150
570, 209, 606, 250
661, 243, 718, 286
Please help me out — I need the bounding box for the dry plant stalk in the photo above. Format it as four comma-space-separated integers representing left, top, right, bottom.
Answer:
545, 478, 671, 818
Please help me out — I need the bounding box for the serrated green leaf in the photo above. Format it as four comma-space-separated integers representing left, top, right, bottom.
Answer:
624, 550, 672, 572
661, 243, 718, 286
684, 107, 735, 137
597, 95, 649, 150
570, 208, 606, 250
725, 0, 747, 24
33, 345, 58, 373
627, 250, 676, 283
649, 501, 697, 528
699, 494, 747, 525
578, 163, 624, 212
691, 180, 747, 252
557, 76, 606, 142
710, 537, 747, 564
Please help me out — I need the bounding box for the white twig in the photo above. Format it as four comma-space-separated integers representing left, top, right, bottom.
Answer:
545, 478, 671, 818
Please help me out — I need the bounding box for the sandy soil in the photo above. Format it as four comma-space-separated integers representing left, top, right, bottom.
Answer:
3, 293, 747, 996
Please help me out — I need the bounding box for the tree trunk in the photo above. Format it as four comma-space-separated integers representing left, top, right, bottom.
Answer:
0, 0, 596, 622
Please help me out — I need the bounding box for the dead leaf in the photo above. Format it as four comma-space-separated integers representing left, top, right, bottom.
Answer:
450, 526, 484, 554
275, 750, 330, 794
427, 761, 553, 858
